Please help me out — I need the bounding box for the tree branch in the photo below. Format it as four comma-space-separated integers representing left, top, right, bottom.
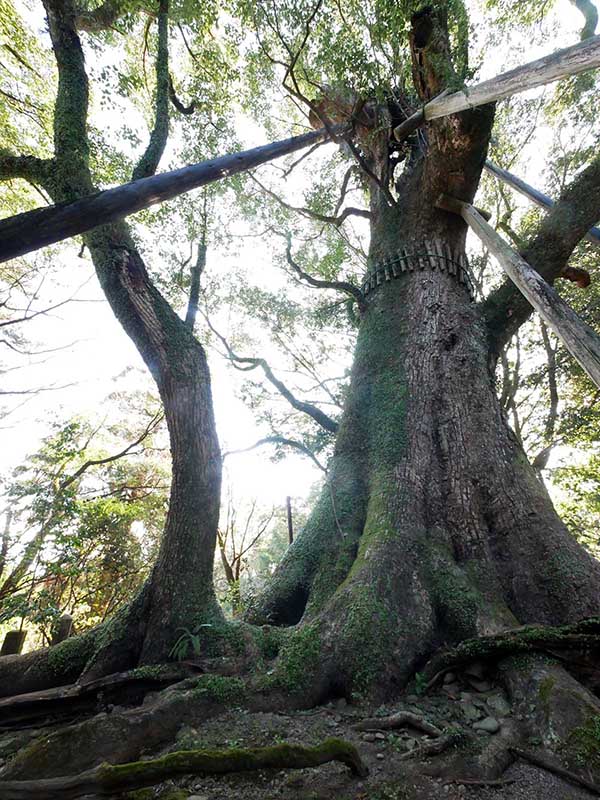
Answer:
570, 0, 598, 39
205, 316, 338, 434
184, 240, 205, 330
74, 0, 134, 32
249, 173, 369, 228
58, 411, 163, 493
222, 436, 327, 472
42, 0, 91, 185
132, 0, 170, 181
168, 74, 196, 115
482, 151, 600, 360
285, 238, 365, 312
0, 150, 50, 185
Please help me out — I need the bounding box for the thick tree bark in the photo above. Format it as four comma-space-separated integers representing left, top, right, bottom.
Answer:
247, 7, 600, 719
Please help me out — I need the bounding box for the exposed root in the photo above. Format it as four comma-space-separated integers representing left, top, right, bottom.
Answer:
510, 747, 600, 797
0, 673, 302, 780
0, 665, 193, 728
399, 730, 463, 760
352, 711, 442, 737
422, 617, 600, 685
0, 738, 369, 799
443, 778, 515, 787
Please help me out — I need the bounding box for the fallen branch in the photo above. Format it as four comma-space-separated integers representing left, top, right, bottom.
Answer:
0, 738, 369, 799
510, 747, 600, 796
352, 711, 441, 737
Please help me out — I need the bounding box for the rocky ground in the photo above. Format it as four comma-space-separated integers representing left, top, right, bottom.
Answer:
0, 664, 597, 799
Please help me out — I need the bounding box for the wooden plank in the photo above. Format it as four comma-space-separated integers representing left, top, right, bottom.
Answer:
394, 35, 600, 140
434, 239, 446, 272
484, 161, 600, 246
437, 193, 600, 389
0, 126, 337, 264
444, 244, 456, 277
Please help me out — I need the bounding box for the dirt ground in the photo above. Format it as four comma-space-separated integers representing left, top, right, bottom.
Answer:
0, 672, 597, 799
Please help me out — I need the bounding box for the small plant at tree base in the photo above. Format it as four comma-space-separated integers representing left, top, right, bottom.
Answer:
168, 623, 212, 661
414, 671, 428, 696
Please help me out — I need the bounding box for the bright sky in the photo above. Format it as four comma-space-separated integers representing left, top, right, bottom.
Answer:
0, 0, 589, 518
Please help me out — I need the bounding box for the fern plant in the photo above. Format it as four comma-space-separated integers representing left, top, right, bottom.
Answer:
169, 623, 213, 661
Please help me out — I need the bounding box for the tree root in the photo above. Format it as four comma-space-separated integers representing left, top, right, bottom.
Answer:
0, 673, 306, 780
0, 738, 368, 799
0, 664, 193, 728
443, 778, 515, 787
352, 711, 442, 737
422, 617, 600, 686
510, 747, 600, 797
399, 730, 463, 760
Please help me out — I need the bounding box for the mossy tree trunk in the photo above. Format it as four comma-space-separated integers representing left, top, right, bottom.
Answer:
247, 8, 600, 748
0, 0, 223, 694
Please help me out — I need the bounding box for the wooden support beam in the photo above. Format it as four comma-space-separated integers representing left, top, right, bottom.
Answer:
0, 127, 337, 264
394, 35, 600, 141
484, 161, 600, 246
436, 193, 600, 389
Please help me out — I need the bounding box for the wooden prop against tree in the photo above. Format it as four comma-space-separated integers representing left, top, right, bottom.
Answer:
437, 194, 600, 390
485, 161, 600, 246
0, 127, 337, 264
394, 34, 600, 140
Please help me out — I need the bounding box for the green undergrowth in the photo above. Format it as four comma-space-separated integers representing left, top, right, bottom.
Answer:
189, 675, 246, 705
564, 714, 600, 771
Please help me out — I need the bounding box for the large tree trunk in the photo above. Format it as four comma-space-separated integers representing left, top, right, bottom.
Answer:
247, 6, 600, 720
248, 193, 600, 700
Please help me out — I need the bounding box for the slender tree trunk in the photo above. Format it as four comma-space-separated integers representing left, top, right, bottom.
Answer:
71, 221, 223, 679
0, 0, 224, 693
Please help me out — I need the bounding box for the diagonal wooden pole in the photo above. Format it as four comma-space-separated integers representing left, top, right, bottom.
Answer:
484, 161, 600, 246
0, 127, 338, 264
394, 34, 600, 141
436, 193, 600, 390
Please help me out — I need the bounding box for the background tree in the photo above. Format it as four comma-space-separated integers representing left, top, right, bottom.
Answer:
0, 396, 167, 644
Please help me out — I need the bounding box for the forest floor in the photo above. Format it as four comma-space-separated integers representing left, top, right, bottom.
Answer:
0, 666, 597, 800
